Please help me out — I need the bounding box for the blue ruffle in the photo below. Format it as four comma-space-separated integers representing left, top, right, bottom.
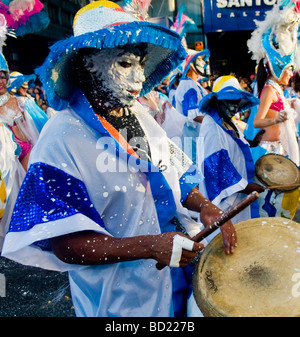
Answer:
35, 21, 187, 111
8, 162, 105, 251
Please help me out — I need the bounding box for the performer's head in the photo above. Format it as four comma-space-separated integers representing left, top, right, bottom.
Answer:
199, 75, 260, 120
74, 43, 148, 112
35, 1, 187, 112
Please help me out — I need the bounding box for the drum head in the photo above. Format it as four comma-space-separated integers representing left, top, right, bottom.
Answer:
255, 154, 300, 191
193, 217, 300, 317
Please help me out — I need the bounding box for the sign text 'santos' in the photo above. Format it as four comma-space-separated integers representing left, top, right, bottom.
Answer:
216, 0, 276, 8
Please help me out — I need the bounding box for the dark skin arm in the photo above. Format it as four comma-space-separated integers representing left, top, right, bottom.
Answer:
50, 188, 235, 267
183, 187, 237, 254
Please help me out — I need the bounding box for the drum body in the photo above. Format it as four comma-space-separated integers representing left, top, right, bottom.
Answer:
193, 217, 300, 317
255, 154, 300, 219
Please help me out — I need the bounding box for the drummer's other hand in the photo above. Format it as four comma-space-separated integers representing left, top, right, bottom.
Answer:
243, 182, 265, 194
220, 221, 237, 255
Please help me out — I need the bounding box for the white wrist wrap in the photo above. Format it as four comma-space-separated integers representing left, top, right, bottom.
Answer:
169, 234, 194, 267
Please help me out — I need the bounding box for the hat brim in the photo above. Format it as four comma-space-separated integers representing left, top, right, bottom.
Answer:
199, 86, 260, 114
181, 49, 210, 78
7, 74, 36, 92
35, 21, 187, 111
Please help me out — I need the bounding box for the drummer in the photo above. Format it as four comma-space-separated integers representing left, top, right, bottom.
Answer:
197, 76, 265, 234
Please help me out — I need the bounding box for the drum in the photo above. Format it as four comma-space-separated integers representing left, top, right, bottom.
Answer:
255, 154, 300, 219
193, 217, 300, 317
255, 153, 300, 191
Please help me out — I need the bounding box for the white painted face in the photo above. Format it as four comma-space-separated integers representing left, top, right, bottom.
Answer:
84, 48, 146, 107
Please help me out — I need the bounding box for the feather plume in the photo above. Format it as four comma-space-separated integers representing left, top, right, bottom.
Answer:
247, 0, 300, 63
123, 0, 152, 21
170, 4, 197, 37
0, 0, 49, 35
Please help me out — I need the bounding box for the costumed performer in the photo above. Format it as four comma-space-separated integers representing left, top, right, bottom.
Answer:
197, 75, 264, 236
138, 90, 187, 141
8, 71, 36, 100
2, 1, 237, 317
174, 49, 210, 165
0, 15, 48, 171
247, 0, 300, 218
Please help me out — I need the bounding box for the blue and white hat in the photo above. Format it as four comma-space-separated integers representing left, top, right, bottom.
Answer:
35, 0, 187, 111
247, 0, 300, 80
7, 71, 36, 92
199, 75, 260, 114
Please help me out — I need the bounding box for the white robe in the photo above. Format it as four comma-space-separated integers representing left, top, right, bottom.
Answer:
2, 100, 203, 317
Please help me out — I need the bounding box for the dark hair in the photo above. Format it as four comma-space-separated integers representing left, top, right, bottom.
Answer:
256, 58, 269, 97
293, 71, 300, 93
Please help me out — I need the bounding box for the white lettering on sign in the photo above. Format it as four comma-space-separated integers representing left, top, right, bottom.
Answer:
216, 0, 276, 8
216, 10, 262, 17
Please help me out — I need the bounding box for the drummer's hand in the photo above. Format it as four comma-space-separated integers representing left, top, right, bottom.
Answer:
242, 182, 265, 194
200, 205, 237, 255
152, 232, 204, 268
220, 221, 237, 255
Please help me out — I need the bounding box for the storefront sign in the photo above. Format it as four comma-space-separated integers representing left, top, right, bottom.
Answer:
202, 0, 277, 32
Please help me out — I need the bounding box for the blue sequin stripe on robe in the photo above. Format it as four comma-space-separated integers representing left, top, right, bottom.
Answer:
7, 162, 106, 251
204, 109, 260, 218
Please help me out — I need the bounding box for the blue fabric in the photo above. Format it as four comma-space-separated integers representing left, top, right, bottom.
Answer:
182, 87, 199, 117
204, 149, 242, 202
24, 99, 49, 133
69, 90, 179, 230
244, 105, 260, 141
262, 190, 277, 216
179, 165, 201, 203
8, 162, 105, 251
35, 21, 187, 111
207, 109, 260, 217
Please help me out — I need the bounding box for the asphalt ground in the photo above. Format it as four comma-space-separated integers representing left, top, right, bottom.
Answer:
0, 206, 299, 317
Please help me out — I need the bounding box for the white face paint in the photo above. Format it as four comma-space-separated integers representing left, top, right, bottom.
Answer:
84, 48, 146, 107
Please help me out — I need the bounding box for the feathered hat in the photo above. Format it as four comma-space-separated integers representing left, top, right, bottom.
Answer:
0, 0, 49, 36
247, 0, 300, 80
35, 0, 187, 111
199, 75, 260, 114
181, 48, 210, 78
7, 71, 36, 92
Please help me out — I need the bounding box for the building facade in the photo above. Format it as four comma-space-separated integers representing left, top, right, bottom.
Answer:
4, 0, 276, 78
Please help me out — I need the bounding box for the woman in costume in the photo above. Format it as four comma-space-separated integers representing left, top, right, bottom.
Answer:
247, 0, 300, 218
247, 0, 300, 166
2, 1, 237, 317
0, 2, 49, 250
0, 68, 48, 170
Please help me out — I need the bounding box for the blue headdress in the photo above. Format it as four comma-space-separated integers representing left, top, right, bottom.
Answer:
247, 0, 300, 80
35, 0, 187, 111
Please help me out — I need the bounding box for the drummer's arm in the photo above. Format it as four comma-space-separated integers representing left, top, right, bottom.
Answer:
184, 188, 237, 254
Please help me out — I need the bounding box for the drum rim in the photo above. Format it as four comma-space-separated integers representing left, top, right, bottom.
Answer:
192, 217, 300, 317
255, 153, 300, 191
